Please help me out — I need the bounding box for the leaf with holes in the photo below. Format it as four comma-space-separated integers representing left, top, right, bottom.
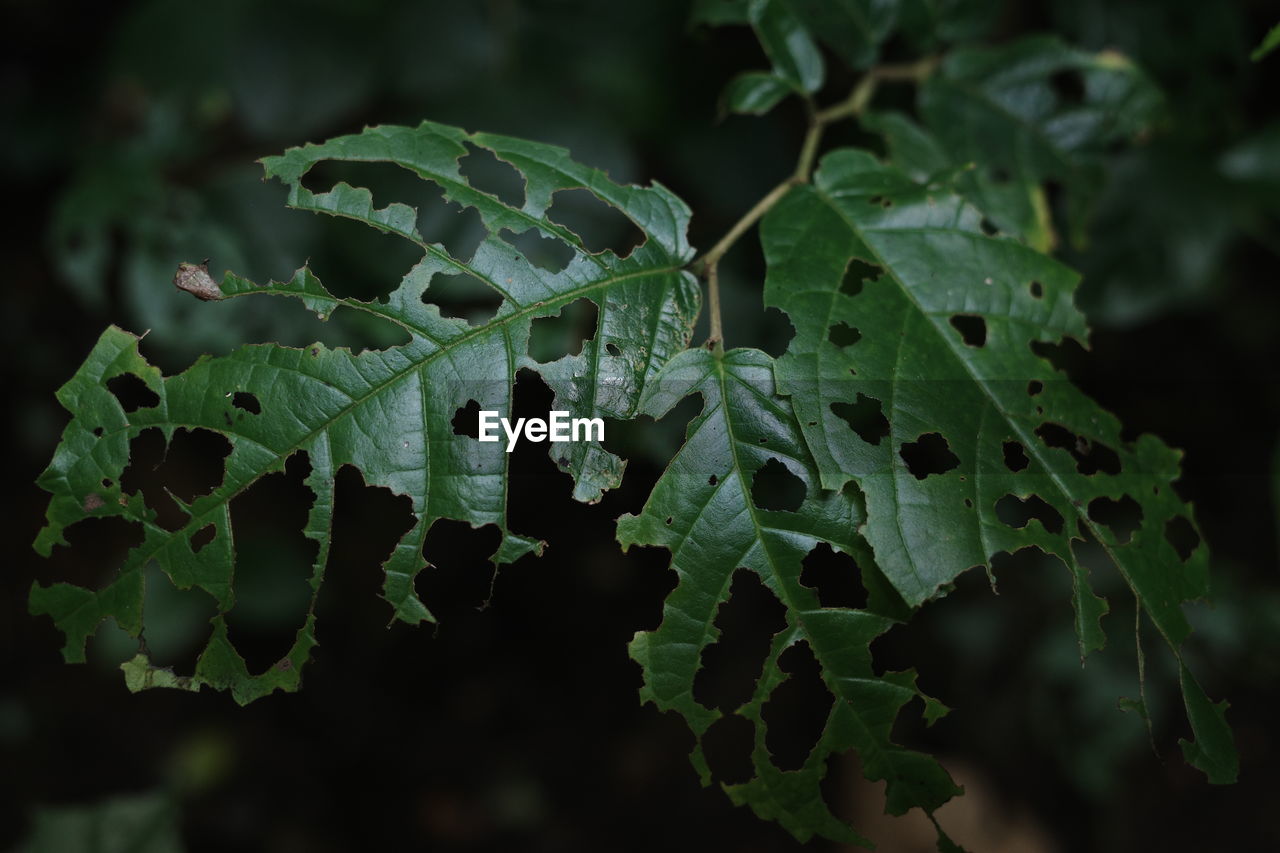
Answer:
617, 347, 961, 847
763, 148, 1236, 783
31, 120, 699, 703
914, 35, 1163, 248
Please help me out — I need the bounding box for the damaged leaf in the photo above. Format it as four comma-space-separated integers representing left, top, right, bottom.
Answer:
762, 148, 1235, 784
618, 347, 961, 847
31, 120, 698, 703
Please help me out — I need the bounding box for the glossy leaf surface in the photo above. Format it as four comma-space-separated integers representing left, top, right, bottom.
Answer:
32, 121, 699, 702
763, 148, 1235, 783
618, 347, 959, 845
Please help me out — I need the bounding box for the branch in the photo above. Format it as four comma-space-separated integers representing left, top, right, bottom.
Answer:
693, 55, 940, 350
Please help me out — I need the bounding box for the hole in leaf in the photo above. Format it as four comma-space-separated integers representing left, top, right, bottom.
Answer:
702, 714, 755, 785
452, 400, 482, 439
158, 428, 233, 505
458, 142, 525, 208
694, 569, 787, 711
106, 373, 159, 412
979, 218, 998, 236
763, 642, 833, 771
501, 227, 575, 273
426, 271, 503, 324
900, 433, 960, 479
840, 259, 882, 296
1035, 423, 1121, 475
138, 562, 219, 671
708, 474, 718, 486
120, 428, 232, 531
529, 298, 599, 363
1028, 380, 1044, 396
606, 343, 622, 357
949, 314, 987, 347
996, 493, 1064, 534
1050, 69, 1085, 105
226, 451, 318, 673
1088, 495, 1144, 544
800, 543, 867, 609
1165, 515, 1200, 561
118, 429, 183, 531
1002, 441, 1029, 472
325, 466, 417, 631
820, 752, 853, 824
1030, 337, 1087, 375
759, 306, 796, 357
1030, 280, 1044, 299
93, 427, 104, 437
418, 520, 502, 621
297, 163, 466, 296
751, 458, 806, 512
830, 394, 890, 446
190, 524, 216, 554
44, 516, 145, 588
231, 392, 261, 415
828, 322, 861, 348
436, 204, 484, 263
131, 558, 218, 671
300, 160, 484, 263
548, 188, 644, 256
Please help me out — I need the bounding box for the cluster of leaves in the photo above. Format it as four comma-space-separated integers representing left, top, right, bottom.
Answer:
33, 2, 1239, 847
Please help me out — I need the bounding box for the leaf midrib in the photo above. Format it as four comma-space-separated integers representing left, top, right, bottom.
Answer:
710, 354, 914, 796
118, 264, 682, 577
813, 185, 1169, 641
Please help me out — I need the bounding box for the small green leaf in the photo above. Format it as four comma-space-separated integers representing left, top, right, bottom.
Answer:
780, 0, 898, 70
748, 0, 825, 94
864, 110, 1057, 251
919, 36, 1162, 245
1252, 22, 1280, 61
724, 71, 795, 115
1177, 665, 1238, 784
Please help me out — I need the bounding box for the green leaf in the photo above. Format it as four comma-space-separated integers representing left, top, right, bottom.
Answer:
778, 0, 898, 71
918, 35, 1163, 246
864, 109, 1057, 252
31, 120, 699, 703
695, 0, 896, 80
1252, 22, 1280, 61
747, 0, 825, 93
724, 71, 795, 115
618, 347, 959, 846
762, 148, 1236, 782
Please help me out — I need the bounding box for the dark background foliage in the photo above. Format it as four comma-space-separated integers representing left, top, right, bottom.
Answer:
2, 1, 1277, 850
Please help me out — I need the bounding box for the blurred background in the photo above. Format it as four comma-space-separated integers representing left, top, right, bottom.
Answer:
2, 0, 1278, 850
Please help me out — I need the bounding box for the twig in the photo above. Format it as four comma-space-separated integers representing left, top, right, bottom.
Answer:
693, 55, 940, 351
706, 263, 724, 353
